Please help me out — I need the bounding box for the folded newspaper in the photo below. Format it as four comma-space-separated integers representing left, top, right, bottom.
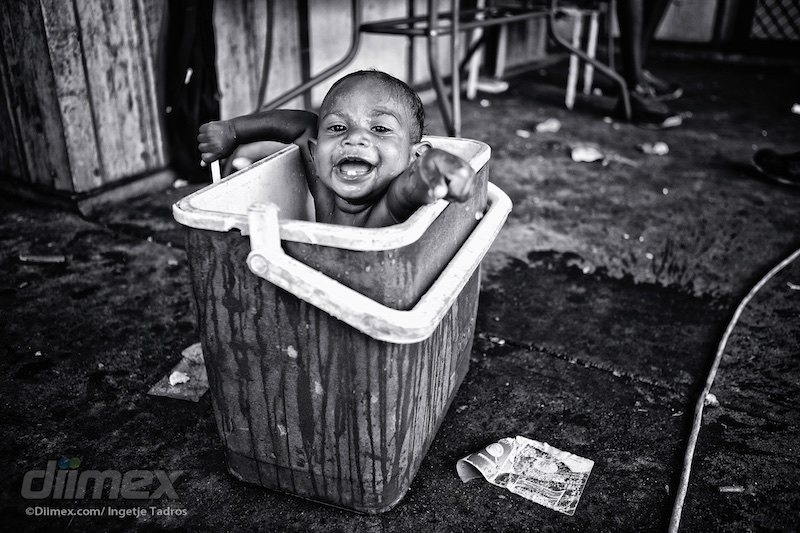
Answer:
456, 436, 594, 516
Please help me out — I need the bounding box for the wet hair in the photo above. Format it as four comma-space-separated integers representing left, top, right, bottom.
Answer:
321, 70, 425, 142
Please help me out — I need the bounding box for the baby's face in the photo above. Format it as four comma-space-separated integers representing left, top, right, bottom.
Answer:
311, 78, 420, 206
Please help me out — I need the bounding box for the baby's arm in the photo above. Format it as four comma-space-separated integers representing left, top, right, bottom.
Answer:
197, 110, 318, 163
376, 146, 477, 225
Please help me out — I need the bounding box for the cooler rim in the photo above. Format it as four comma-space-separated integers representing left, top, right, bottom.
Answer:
172, 136, 491, 252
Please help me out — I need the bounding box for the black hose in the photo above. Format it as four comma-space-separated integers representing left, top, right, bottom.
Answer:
256, 0, 275, 111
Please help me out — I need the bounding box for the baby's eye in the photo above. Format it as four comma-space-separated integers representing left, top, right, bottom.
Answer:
327, 124, 346, 133
372, 125, 391, 134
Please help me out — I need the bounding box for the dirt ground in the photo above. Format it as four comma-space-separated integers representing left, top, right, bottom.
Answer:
1, 57, 799, 532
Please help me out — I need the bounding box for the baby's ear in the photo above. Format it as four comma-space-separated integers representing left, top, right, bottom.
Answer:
307, 138, 317, 159
411, 141, 432, 161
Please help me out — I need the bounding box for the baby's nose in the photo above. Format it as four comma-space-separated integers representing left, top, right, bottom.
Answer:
344, 127, 370, 146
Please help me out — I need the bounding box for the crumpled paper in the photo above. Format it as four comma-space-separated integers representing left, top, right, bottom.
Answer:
457, 436, 594, 516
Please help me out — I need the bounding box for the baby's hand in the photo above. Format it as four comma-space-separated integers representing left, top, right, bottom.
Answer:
197, 121, 238, 163
415, 148, 476, 203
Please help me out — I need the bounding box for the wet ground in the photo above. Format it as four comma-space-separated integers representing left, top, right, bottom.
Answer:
1, 57, 799, 532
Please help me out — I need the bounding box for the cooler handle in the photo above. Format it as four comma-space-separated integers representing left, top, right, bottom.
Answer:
246, 183, 511, 344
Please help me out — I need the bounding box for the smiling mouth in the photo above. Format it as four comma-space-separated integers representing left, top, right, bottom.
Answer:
336, 157, 374, 179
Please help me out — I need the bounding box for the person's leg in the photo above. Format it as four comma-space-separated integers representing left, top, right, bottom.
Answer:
641, 0, 672, 63
614, 0, 681, 128
640, 0, 683, 101
615, 0, 644, 91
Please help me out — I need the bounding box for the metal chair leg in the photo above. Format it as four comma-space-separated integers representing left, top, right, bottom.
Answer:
549, 0, 630, 120
426, 0, 456, 136
451, 0, 462, 137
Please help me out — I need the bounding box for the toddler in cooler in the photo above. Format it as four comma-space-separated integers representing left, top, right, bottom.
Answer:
198, 70, 476, 227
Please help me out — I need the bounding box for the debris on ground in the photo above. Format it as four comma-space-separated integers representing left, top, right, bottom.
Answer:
704, 393, 720, 407
148, 342, 208, 402
181, 342, 204, 363
475, 78, 509, 94
169, 371, 190, 386
457, 436, 594, 516
638, 142, 670, 155
606, 153, 640, 167
571, 145, 640, 167
18, 254, 66, 264
515, 129, 531, 139
535, 118, 562, 133
571, 146, 604, 163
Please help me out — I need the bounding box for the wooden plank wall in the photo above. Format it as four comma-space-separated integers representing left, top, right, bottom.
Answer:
40, 0, 102, 193
214, 0, 415, 118
308, 0, 410, 106
0, 0, 552, 196
215, 0, 550, 118
213, 0, 429, 117
214, 0, 305, 119
68, 0, 166, 190
0, 0, 166, 195
0, 0, 73, 192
